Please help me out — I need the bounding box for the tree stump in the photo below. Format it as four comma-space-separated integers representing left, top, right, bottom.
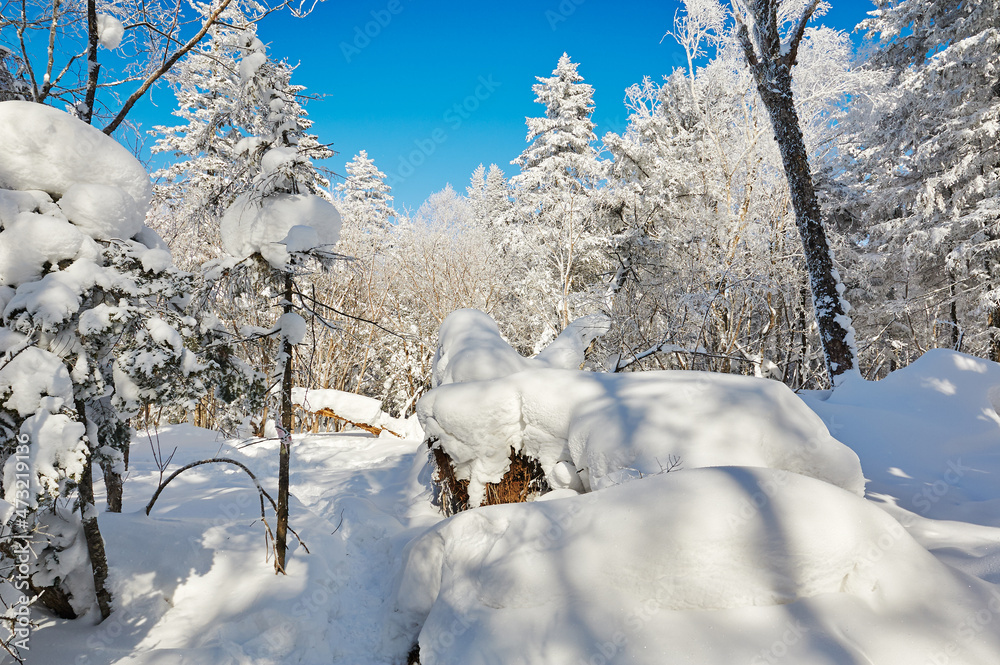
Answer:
429, 440, 550, 516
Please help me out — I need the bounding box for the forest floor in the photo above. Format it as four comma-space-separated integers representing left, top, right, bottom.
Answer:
23, 349, 1000, 665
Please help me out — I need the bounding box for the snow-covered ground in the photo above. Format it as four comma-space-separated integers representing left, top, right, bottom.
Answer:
23, 349, 1000, 665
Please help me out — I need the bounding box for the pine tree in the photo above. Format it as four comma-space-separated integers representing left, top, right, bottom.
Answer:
0, 101, 239, 622
511, 53, 607, 332
837, 0, 1000, 360
216, 36, 340, 574
336, 150, 395, 243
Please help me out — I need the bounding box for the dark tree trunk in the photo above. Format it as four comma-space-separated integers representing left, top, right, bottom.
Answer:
82, 0, 100, 124
737, 0, 856, 387
74, 399, 113, 621
274, 273, 294, 574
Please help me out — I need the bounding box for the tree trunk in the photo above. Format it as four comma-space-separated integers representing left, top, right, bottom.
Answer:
274, 273, 294, 574
100, 458, 123, 513
988, 306, 1000, 362
82, 0, 100, 124
736, 0, 856, 387
74, 399, 114, 621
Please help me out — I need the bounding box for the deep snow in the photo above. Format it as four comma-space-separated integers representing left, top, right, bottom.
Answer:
16, 348, 1000, 665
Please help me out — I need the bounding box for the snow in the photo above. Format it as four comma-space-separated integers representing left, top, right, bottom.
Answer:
239, 51, 268, 82
17, 345, 1000, 664
7, 410, 87, 511
57, 182, 145, 240
390, 466, 1000, 665
220, 192, 342, 269
293, 386, 419, 438
96, 14, 124, 50
276, 311, 307, 345
419, 361, 864, 507
0, 101, 152, 209
0, 213, 99, 286
800, 349, 1000, 526
431, 308, 611, 388
139, 247, 172, 273
0, 334, 73, 416
4, 257, 107, 330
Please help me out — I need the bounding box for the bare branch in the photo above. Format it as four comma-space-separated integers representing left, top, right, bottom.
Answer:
102, 0, 234, 135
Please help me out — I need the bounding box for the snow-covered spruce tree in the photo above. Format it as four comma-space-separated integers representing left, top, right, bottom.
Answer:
0, 101, 230, 622
834, 0, 1000, 361
217, 37, 340, 574
467, 163, 514, 230
511, 53, 608, 336
336, 150, 395, 243
734, 0, 858, 386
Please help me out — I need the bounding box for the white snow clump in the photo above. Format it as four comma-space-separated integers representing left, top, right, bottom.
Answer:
0, 101, 151, 208
96, 14, 124, 50
431, 308, 611, 388
220, 192, 342, 269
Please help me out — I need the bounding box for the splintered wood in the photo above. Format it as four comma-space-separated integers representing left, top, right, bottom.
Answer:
431, 443, 550, 516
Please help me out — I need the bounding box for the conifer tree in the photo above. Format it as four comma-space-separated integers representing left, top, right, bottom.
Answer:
511, 54, 607, 332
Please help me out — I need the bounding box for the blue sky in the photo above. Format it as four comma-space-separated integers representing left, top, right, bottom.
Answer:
142, 0, 876, 213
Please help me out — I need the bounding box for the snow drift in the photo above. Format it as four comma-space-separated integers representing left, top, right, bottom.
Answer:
802, 349, 1000, 526
390, 466, 1000, 665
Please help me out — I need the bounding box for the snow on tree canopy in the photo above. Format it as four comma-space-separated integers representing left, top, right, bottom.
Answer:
220, 192, 342, 269
390, 466, 1000, 665
0, 101, 152, 210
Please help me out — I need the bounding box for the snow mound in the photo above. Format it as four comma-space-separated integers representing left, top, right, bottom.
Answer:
220, 192, 342, 269
418, 368, 864, 507
431, 309, 610, 388
802, 348, 1000, 525
390, 466, 1000, 665
0, 101, 151, 209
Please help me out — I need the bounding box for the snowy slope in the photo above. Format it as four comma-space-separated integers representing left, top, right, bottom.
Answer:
390, 467, 1000, 665
801, 349, 1000, 526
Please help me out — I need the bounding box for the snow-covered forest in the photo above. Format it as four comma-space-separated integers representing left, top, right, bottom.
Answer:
2, 0, 1000, 662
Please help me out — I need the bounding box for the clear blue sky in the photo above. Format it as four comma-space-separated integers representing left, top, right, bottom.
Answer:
141, 0, 876, 214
